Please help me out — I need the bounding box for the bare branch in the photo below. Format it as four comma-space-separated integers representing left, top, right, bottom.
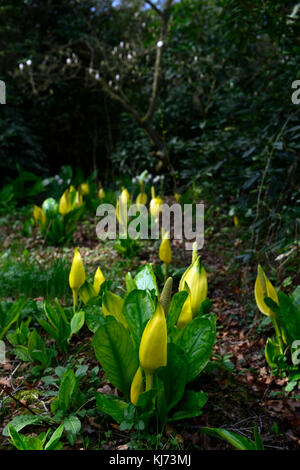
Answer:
144, 0, 162, 16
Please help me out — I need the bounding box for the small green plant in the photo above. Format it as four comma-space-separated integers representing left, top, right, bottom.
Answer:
200, 425, 264, 450
8, 424, 64, 450
38, 299, 85, 353
0, 297, 27, 340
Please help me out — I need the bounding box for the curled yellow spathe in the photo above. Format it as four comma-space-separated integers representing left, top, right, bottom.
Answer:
94, 267, 106, 295
59, 190, 71, 215
69, 248, 86, 291
130, 366, 144, 405
136, 192, 147, 205
139, 302, 167, 390
254, 265, 279, 316
80, 182, 90, 195
177, 285, 193, 330
159, 232, 172, 265
179, 255, 207, 317
98, 187, 105, 200
33, 205, 46, 229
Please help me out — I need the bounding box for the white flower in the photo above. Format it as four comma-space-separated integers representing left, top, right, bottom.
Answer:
88, 67, 93, 74
142, 22, 146, 27
157, 40, 163, 48
115, 74, 120, 81
108, 80, 112, 87
153, 175, 160, 183
19, 63, 24, 71
194, 56, 198, 61
127, 54, 132, 60
26, 59, 32, 66
120, 41, 124, 48
66, 58, 72, 65
95, 73, 100, 80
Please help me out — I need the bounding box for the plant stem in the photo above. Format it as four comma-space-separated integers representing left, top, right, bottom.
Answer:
145, 372, 153, 391
72, 289, 78, 313
164, 263, 169, 282
271, 314, 283, 354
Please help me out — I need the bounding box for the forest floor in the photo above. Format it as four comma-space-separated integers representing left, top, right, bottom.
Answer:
0, 205, 299, 450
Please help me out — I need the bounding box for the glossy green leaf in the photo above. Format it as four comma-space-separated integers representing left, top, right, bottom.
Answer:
92, 317, 138, 399
122, 289, 155, 347
96, 393, 127, 423
170, 390, 208, 421
174, 314, 216, 382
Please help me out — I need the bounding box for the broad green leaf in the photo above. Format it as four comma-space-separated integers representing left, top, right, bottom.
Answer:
3, 415, 42, 437
63, 415, 81, 445
199, 427, 257, 450
96, 393, 127, 423
170, 390, 208, 421
125, 272, 137, 293
175, 314, 216, 382
70, 310, 85, 338
44, 424, 64, 450
92, 317, 138, 399
122, 289, 155, 347
134, 263, 159, 297
156, 343, 187, 413
8, 426, 27, 450
102, 290, 127, 327
265, 337, 281, 367
55, 369, 76, 416
166, 291, 188, 332
79, 281, 97, 305
85, 305, 105, 333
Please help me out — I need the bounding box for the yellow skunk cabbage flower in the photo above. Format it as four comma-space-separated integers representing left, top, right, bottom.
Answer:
177, 288, 193, 330
80, 182, 90, 196
130, 366, 144, 405
121, 187, 130, 204
254, 265, 279, 316
116, 198, 128, 227
139, 302, 167, 390
69, 185, 76, 193
174, 193, 181, 202
159, 233, 172, 265
159, 231, 172, 281
233, 215, 239, 227
149, 186, 163, 220
33, 205, 46, 230
69, 248, 86, 311
73, 191, 83, 208
94, 267, 106, 295
136, 192, 147, 205
59, 190, 71, 215
179, 255, 207, 317
98, 187, 105, 200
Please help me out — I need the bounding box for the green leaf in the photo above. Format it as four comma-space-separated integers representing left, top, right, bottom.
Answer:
265, 337, 281, 367
92, 317, 138, 399
44, 424, 64, 450
95, 393, 127, 423
8, 426, 28, 450
3, 415, 42, 437
174, 314, 216, 382
122, 289, 155, 348
156, 343, 187, 413
166, 291, 188, 332
199, 427, 257, 450
85, 305, 105, 333
55, 369, 76, 417
0, 298, 27, 340
69, 310, 85, 338
134, 263, 159, 297
125, 272, 137, 293
63, 415, 81, 445
79, 281, 97, 305
170, 390, 208, 421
